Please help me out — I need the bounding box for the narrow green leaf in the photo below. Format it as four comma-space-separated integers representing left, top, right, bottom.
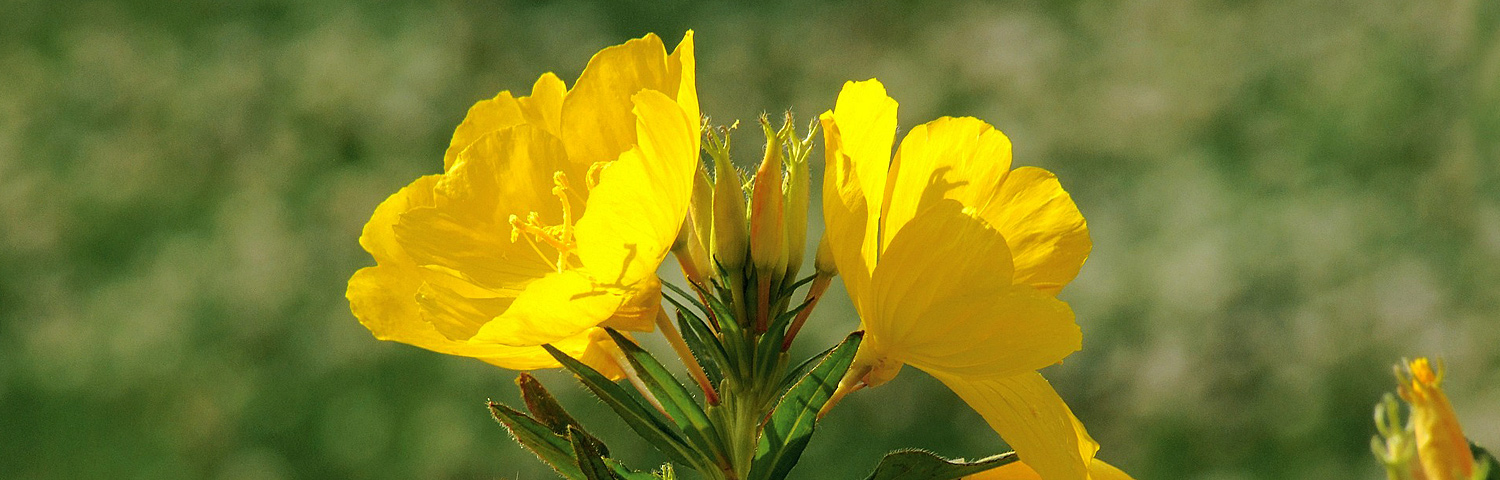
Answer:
1473, 442, 1499, 480
517, 373, 610, 456
542, 344, 704, 470
778, 274, 817, 297
863, 450, 1020, 480
754, 300, 811, 376
775, 344, 835, 398
749, 331, 864, 480
487, 401, 585, 480
604, 328, 728, 466
605, 459, 662, 480
569, 426, 617, 480
662, 281, 710, 318
676, 311, 725, 385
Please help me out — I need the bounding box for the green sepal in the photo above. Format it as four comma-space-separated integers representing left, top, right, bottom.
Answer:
603, 328, 728, 467
487, 401, 586, 480
862, 450, 1020, 480
748, 331, 863, 480
542, 344, 704, 470
569, 425, 617, 480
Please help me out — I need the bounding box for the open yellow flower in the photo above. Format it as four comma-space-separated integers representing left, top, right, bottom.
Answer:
821, 79, 1108, 479
347, 32, 700, 378
1398, 358, 1477, 480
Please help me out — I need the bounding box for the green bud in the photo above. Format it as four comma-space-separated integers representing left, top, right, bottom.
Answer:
708, 126, 748, 272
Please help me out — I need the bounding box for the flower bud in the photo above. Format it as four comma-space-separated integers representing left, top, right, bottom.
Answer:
670, 164, 713, 284
1397, 358, 1477, 480
782, 123, 813, 280
749, 116, 786, 276
690, 164, 714, 264
710, 131, 747, 272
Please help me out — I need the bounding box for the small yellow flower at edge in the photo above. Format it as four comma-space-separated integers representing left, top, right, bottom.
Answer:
346, 32, 700, 379
818, 79, 1126, 480
1399, 358, 1479, 480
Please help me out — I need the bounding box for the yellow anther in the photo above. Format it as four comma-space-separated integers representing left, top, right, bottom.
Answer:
508, 214, 523, 243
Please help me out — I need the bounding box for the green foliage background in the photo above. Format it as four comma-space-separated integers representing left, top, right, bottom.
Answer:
3, 0, 1498, 478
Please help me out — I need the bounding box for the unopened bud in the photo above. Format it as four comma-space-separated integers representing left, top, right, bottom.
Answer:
749, 115, 787, 275
709, 128, 747, 272
782, 120, 814, 280
672, 216, 711, 285
670, 164, 713, 284
690, 164, 713, 265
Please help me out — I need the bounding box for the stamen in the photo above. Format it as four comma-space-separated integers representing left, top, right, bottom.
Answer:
505, 171, 583, 273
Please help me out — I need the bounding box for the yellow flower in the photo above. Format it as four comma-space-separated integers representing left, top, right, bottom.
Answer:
346, 32, 700, 378
820, 79, 1105, 479
1398, 358, 1477, 480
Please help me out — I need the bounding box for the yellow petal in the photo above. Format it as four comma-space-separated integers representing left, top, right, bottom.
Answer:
825, 79, 899, 268
443, 92, 526, 172
865, 201, 1080, 377
598, 274, 663, 333
930, 371, 1095, 480
573, 90, 696, 288
518, 72, 567, 138
358, 175, 440, 265
977, 167, 1091, 295
413, 269, 515, 340
965, 458, 1134, 480
560, 33, 674, 168
469, 269, 626, 347
395, 125, 571, 291
348, 267, 624, 379
665, 31, 700, 146
881, 116, 1013, 250
819, 111, 875, 301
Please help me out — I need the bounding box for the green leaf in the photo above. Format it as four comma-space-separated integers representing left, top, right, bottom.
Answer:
754, 300, 811, 376
542, 344, 705, 470
1473, 442, 1499, 480
662, 281, 710, 319
676, 311, 725, 385
604, 328, 728, 466
778, 274, 817, 298
748, 331, 864, 480
773, 344, 835, 399
604, 459, 663, 480
862, 450, 1020, 480
487, 401, 585, 480
569, 425, 617, 480
517, 373, 610, 456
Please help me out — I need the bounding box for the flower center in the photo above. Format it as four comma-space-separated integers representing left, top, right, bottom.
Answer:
509, 171, 579, 273
507, 162, 613, 273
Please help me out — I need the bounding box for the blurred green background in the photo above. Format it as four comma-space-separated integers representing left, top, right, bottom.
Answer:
4, 0, 1499, 478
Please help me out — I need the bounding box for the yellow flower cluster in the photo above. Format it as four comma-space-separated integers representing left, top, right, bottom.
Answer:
348, 32, 1129, 479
